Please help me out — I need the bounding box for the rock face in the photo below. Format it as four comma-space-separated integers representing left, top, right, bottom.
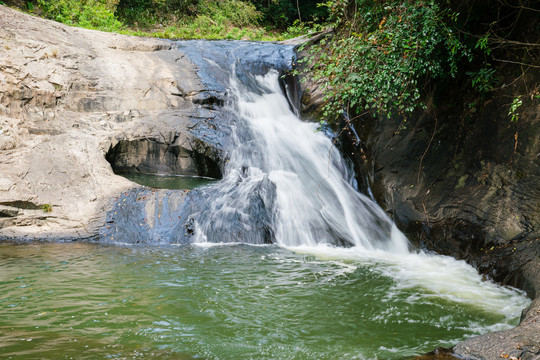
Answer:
100, 177, 276, 246
105, 137, 222, 178
297, 42, 540, 358
99, 187, 191, 245
0, 6, 223, 239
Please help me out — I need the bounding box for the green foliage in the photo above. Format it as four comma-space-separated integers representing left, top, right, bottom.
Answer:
115, 0, 323, 35
41, 203, 53, 213
475, 34, 491, 55
281, 19, 327, 39
304, 0, 472, 122
508, 96, 523, 123
250, 0, 328, 29
467, 65, 498, 93
157, 0, 263, 39
38, 0, 123, 31
198, 0, 260, 27
28, 0, 328, 40
116, 0, 198, 27
142, 18, 269, 40
115, 0, 294, 39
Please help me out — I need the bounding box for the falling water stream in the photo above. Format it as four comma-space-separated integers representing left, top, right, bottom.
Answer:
0, 41, 531, 359
192, 69, 408, 252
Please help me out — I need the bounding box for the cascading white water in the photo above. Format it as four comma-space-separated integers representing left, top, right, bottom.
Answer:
184, 48, 529, 318
188, 62, 407, 252
230, 70, 408, 251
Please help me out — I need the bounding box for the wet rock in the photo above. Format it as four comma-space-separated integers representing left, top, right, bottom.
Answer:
175, 40, 296, 94
99, 188, 191, 244
453, 298, 540, 360
99, 175, 275, 246
173, 174, 276, 244
294, 32, 333, 121
189, 91, 225, 107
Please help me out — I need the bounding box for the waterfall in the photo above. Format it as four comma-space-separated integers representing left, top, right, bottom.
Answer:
176, 41, 408, 252
99, 41, 529, 326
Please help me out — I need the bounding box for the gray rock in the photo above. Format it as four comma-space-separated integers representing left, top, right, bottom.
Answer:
0, 205, 19, 217
100, 187, 191, 244
0, 6, 222, 239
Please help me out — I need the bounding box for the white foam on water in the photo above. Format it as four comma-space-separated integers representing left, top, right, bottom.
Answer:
285, 243, 530, 320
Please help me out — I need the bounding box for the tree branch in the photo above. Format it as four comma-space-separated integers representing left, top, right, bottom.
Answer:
492, 57, 540, 68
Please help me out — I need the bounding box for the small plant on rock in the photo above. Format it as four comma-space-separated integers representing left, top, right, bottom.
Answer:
508, 96, 523, 123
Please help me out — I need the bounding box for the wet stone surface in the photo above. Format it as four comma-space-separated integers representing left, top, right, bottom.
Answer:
100, 188, 192, 245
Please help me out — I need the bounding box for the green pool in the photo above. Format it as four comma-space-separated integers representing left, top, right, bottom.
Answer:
0, 242, 529, 359
119, 173, 217, 190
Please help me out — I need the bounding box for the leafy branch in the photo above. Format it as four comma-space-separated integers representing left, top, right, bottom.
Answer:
301, 0, 474, 123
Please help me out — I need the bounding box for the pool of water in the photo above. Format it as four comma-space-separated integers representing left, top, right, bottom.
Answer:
119, 173, 217, 190
0, 242, 530, 359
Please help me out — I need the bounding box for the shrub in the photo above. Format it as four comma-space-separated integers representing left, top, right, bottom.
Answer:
38, 0, 123, 31
115, 0, 199, 28
41, 203, 53, 213
250, 0, 328, 29
302, 0, 472, 122
198, 0, 260, 28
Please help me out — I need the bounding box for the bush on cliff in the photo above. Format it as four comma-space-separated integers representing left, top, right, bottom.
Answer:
301, 0, 538, 124
301, 0, 476, 122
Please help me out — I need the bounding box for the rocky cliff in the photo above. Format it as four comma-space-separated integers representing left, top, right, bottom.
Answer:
0, 5, 222, 239
360, 79, 540, 360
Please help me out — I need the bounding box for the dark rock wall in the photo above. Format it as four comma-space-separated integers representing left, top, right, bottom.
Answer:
106, 138, 222, 179
353, 70, 540, 289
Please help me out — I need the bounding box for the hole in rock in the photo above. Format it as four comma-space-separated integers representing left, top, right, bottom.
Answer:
105, 139, 222, 189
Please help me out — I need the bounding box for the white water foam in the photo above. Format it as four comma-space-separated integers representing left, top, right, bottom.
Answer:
217, 70, 409, 252
286, 244, 530, 321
